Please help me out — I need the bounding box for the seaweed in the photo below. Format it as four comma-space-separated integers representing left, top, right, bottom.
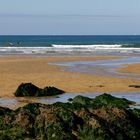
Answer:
0, 93, 140, 139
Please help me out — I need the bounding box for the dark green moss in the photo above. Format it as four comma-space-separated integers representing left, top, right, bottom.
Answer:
128, 108, 140, 119
72, 95, 94, 106
15, 103, 42, 115
93, 93, 135, 108
0, 94, 140, 140
72, 93, 135, 108
43, 123, 76, 140
0, 106, 12, 115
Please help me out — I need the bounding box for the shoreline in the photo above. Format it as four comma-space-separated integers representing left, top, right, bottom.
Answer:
1, 91, 140, 110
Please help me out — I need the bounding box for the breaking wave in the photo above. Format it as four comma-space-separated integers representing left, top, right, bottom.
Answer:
0, 44, 140, 55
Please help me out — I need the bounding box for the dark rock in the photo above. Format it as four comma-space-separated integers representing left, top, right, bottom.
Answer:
72, 93, 135, 108
72, 95, 94, 106
129, 85, 140, 88
14, 83, 40, 97
0, 106, 12, 115
0, 94, 140, 139
68, 98, 73, 102
14, 83, 65, 97
93, 93, 135, 108
38, 86, 65, 96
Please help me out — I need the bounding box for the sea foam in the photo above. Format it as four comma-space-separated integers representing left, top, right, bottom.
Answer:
0, 45, 140, 54
52, 44, 122, 49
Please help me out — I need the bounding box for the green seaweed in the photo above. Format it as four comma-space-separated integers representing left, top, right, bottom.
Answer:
0, 93, 140, 140
72, 93, 135, 108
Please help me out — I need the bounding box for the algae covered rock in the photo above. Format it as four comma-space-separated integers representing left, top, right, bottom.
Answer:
0, 94, 140, 140
93, 93, 135, 108
72, 95, 94, 106
0, 106, 12, 115
72, 93, 135, 108
14, 83, 65, 97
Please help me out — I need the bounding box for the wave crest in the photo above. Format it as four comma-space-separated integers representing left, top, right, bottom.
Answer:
52, 44, 122, 49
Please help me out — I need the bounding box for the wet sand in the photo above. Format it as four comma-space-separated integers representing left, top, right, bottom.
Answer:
0, 55, 140, 99
119, 63, 140, 75
53, 56, 140, 80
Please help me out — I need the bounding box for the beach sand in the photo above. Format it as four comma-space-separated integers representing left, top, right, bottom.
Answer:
119, 63, 140, 74
0, 55, 140, 98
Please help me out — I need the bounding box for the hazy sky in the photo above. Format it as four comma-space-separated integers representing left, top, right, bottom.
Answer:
0, 0, 140, 35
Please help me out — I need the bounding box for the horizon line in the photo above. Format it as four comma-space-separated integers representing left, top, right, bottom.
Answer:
0, 34, 139, 36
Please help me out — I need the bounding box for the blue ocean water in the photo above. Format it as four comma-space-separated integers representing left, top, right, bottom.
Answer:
0, 35, 140, 54
0, 35, 140, 47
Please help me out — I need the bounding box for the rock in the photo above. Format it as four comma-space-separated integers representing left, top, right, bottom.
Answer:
72, 93, 135, 108
93, 93, 135, 108
0, 94, 140, 139
129, 85, 140, 88
14, 83, 65, 97
72, 95, 94, 106
14, 83, 40, 97
0, 106, 12, 115
38, 86, 65, 96
68, 98, 73, 102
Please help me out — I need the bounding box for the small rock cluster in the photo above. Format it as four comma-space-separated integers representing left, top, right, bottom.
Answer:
14, 83, 65, 97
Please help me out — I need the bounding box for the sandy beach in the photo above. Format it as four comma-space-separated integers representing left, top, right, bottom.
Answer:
0, 55, 140, 99
119, 63, 140, 74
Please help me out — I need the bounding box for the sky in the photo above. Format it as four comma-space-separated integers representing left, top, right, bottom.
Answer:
0, 0, 140, 35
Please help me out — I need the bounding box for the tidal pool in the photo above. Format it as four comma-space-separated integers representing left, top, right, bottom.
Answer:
50, 56, 140, 80
0, 92, 140, 109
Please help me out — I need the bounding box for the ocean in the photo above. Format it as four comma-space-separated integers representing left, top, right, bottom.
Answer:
0, 35, 140, 54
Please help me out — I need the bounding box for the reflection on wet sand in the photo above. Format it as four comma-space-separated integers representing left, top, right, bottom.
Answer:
51, 56, 140, 80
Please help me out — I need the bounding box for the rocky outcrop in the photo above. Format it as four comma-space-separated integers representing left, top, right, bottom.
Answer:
72, 93, 135, 108
14, 83, 65, 97
0, 94, 140, 139
129, 85, 140, 88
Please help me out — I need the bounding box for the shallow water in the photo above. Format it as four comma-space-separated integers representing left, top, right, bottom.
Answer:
0, 92, 140, 109
0, 98, 18, 108
50, 56, 140, 80
52, 57, 140, 67
39, 92, 140, 105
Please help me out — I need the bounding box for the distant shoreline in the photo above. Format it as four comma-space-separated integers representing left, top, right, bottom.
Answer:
0, 35, 140, 55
